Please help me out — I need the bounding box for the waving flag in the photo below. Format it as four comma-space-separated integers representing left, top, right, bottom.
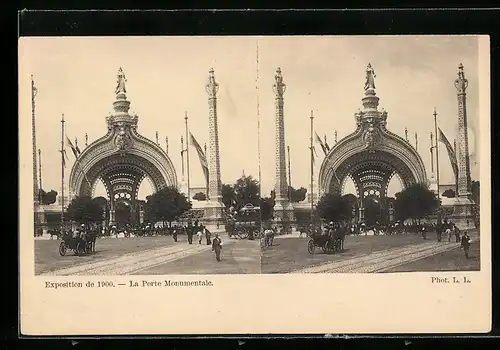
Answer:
189, 132, 209, 186
66, 136, 79, 158
438, 128, 458, 179
315, 132, 328, 155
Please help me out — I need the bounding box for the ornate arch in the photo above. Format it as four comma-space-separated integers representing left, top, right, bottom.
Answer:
318, 63, 428, 199
68, 67, 178, 202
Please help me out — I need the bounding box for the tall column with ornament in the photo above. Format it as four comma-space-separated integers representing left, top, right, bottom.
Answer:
453, 63, 475, 229
272, 68, 294, 227
204, 68, 225, 231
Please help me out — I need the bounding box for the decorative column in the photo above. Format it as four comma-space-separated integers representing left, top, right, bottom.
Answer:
204, 68, 224, 230
452, 63, 474, 229
272, 67, 294, 224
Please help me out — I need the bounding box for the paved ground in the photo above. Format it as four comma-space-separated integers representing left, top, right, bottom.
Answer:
36, 230, 480, 275
37, 234, 260, 276
384, 241, 480, 272
35, 236, 178, 275
262, 230, 480, 274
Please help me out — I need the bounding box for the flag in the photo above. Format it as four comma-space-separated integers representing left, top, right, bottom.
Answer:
324, 141, 330, 152
75, 144, 81, 155
66, 136, 79, 158
438, 128, 458, 179
189, 132, 209, 185
61, 149, 69, 168
315, 132, 327, 155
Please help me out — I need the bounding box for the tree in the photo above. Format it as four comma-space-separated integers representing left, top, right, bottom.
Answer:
260, 196, 275, 222
342, 193, 358, 210
394, 183, 439, 223
221, 184, 236, 208
442, 189, 456, 198
363, 197, 382, 225
192, 192, 207, 201
115, 202, 132, 226
144, 186, 191, 225
315, 193, 351, 223
288, 186, 307, 203
471, 180, 480, 205
66, 196, 103, 224
234, 175, 260, 208
39, 189, 58, 205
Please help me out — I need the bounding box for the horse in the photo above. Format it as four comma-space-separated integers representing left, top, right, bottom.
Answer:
263, 228, 275, 247
49, 229, 59, 240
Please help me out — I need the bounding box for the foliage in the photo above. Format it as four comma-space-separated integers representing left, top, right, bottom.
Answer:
260, 196, 275, 222
342, 193, 358, 210
144, 186, 192, 224
363, 197, 382, 225
288, 186, 307, 203
192, 192, 207, 201
394, 183, 439, 222
442, 189, 456, 198
234, 175, 260, 208
66, 196, 103, 224
114, 202, 131, 226
221, 184, 235, 208
39, 189, 58, 205
316, 193, 352, 223
92, 196, 108, 209
471, 180, 480, 205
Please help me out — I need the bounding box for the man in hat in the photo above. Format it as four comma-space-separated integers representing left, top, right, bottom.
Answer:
212, 232, 223, 262
461, 230, 471, 259
204, 226, 212, 245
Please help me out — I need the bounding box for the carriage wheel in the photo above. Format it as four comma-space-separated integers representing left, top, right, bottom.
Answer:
59, 242, 67, 256
237, 230, 249, 239
307, 240, 315, 254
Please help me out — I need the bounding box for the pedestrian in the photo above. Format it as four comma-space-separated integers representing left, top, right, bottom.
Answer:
461, 231, 471, 259
172, 226, 178, 242
454, 224, 461, 243
205, 226, 212, 245
212, 232, 223, 262
446, 221, 452, 242
421, 226, 427, 240
187, 222, 193, 244
436, 220, 442, 242
197, 229, 203, 244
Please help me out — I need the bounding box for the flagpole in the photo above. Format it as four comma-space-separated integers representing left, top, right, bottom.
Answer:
180, 136, 185, 181
204, 142, 208, 199
310, 110, 314, 228
31, 75, 39, 211
184, 112, 191, 202
256, 40, 261, 199
430, 132, 434, 174
453, 138, 458, 198
433, 108, 440, 197
38, 149, 42, 202
287, 145, 292, 199
61, 113, 65, 234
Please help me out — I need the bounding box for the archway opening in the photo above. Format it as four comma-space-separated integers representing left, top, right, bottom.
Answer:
386, 172, 404, 198
342, 176, 358, 197
364, 196, 383, 226
115, 201, 132, 229
137, 176, 155, 201
93, 178, 108, 199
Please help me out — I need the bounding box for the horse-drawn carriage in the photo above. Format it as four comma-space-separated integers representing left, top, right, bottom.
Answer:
59, 231, 97, 256
307, 226, 345, 254
225, 204, 262, 239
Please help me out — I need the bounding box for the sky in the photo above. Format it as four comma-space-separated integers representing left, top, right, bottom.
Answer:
19, 36, 482, 200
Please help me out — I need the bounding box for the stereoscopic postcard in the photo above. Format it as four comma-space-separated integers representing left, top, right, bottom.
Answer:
19, 35, 491, 335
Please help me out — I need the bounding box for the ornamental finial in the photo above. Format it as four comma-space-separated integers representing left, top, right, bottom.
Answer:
115, 67, 127, 95
205, 68, 219, 97
273, 67, 286, 98
364, 63, 376, 91
454, 63, 468, 93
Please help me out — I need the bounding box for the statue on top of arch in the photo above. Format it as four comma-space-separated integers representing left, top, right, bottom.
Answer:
364, 63, 376, 91
115, 67, 127, 95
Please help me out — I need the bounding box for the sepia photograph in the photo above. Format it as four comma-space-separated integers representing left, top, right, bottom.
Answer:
19, 34, 490, 335
26, 36, 481, 276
